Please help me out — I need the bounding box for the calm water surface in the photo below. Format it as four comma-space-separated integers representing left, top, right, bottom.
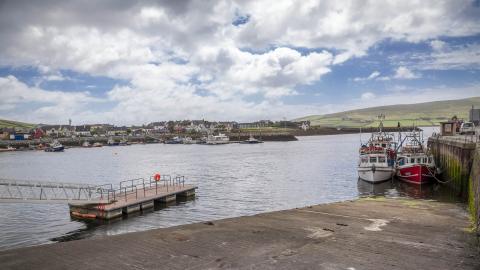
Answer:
1, 127, 455, 251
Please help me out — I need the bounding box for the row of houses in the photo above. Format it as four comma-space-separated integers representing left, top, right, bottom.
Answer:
0, 120, 311, 140
147, 120, 311, 133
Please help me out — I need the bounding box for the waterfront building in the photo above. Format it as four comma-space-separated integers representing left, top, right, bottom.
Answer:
74, 125, 92, 137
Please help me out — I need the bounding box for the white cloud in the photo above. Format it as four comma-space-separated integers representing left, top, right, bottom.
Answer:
196, 46, 333, 99
393, 66, 420, 79
0, 1, 479, 124
234, 0, 480, 62
361, 92, 376, 100
430, 39, 446, 51
354, 71, 380, 82
0, 75, 100, 123
421, 43, 480, 70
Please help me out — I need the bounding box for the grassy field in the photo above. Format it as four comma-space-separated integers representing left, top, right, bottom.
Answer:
295, 96, 480, 128
0, 119, 36, 130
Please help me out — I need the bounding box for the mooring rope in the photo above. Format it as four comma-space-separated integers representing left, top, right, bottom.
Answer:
427, 166, 450, 184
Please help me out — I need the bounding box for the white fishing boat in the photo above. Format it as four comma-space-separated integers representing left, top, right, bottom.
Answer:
357, 115, 396, 183
182, 137, 197, 144
45, 140, 65, 152
240, 134, 263, 144
205, 133, 229, 145
0, 146, 16, 152
82, 141, 91, 147
92, 142, 103, 147
107, 137, 119, 146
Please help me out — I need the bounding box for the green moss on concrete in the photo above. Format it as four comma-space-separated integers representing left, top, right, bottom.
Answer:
468, 175, 476, 223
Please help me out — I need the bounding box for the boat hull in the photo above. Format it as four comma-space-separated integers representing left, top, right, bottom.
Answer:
205, 141, 229, 145
358, 167, 394, 183
396, 164, 434, 184
45, 146, 64, 152
240, 141, 263, 144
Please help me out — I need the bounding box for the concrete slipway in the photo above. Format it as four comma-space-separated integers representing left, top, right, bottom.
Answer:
0, 197, 478, 270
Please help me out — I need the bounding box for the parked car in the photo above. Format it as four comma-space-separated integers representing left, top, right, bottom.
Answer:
459, 122, 476, 135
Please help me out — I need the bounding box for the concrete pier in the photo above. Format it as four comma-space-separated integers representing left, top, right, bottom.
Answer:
0, 197, 477, 270
69, 184, 196, 220
428, 136, 480, 230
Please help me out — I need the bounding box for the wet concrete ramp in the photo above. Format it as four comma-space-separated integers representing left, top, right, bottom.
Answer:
0, 197, 477, 270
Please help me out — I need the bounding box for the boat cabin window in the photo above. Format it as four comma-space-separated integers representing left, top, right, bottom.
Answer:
428, 157, 432, 163
369, 157, 377, 163
378, 156, 386, 163
382, 144, 386, 148
417, 158, 423, 163
361, 157, 367, 163
398, 158, 405, 166
410, 158, 415, 163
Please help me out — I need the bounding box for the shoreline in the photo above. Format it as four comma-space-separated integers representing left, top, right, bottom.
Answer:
0, 196, 476, 269
0, 126, 433, 149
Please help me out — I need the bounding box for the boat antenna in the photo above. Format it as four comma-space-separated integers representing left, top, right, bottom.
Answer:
377, 114, 385, 133
359, 127, 362, 144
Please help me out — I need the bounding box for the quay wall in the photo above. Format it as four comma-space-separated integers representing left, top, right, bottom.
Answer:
469, 146, 480, 230
428, 136, 479, 229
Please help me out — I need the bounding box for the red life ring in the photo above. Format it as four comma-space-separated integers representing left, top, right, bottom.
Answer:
154, 173, 161, 181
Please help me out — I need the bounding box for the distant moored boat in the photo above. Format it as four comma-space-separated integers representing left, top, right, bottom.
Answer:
205, 133, 229, 145
240, 134, 263, 144
45, 140, 64, 152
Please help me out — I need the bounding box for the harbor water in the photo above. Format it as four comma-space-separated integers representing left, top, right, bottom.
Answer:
0, 127, 456, 251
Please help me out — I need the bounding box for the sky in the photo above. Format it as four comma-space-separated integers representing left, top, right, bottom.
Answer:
0, 0, 479, 125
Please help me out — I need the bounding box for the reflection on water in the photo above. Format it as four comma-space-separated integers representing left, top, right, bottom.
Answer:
357, 179, 462, 203
0, 127, 458, 251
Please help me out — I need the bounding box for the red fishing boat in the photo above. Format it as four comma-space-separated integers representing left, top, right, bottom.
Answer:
396, 131, 436, 184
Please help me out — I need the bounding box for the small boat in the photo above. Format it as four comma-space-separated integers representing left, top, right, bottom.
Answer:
396, 130, 436, 184
240, 134, 263, 144
92, 142, 103, 147
165, 136, 183, 144
182, 137, 197, 144
205, 133, 229, 145
107, 137, 119, 146
357, 116, 396, 183
45, 140, 64, 152
82, 141, 91, 147
0, 146, 16, 152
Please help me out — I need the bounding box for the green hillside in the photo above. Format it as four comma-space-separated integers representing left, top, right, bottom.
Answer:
0, 119, 36, 130
296, 97, 480, 128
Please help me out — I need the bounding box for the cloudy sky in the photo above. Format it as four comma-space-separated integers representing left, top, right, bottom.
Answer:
0, 0, 479, 125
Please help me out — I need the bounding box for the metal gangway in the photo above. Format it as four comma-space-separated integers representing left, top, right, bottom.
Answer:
0, 179, 106, 203
0, 175, 187, 204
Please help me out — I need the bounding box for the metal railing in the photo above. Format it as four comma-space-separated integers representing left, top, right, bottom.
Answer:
0, 178, 100, 203
0, 174, 188, 203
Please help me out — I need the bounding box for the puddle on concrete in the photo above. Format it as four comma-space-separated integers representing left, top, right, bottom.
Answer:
364, 219, 389, 231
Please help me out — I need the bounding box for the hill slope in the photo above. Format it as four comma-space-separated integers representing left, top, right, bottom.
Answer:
0, 119, 36, 130
296, 97, 480, 128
